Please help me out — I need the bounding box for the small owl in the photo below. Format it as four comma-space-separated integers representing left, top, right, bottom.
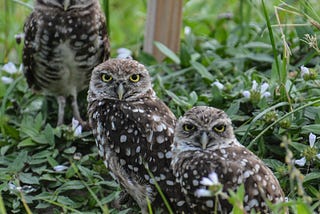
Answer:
23, 0, 109, 126
171, 106, 286, 213
87, 59, 189, 213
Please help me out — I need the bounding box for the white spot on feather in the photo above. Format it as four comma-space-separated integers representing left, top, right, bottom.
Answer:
152, 115, 160, 122
120, 135, 127, 143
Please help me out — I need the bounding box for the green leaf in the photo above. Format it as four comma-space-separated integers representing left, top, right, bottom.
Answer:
165, 90, 192, 107
18, 138, 37, 148
263, 158, 285, 170
47, 157, 59, 168
66, 166, 77, 179
56, 181, 85, 194
18, 173, 39, 185
100, 191, 119, 204
78, 165, 95, 178
228, 184, 245, 214
43, 124, 55, 146
10, 151, 28, 171
226, 101, 240, 116
64, 146, 76, 154
295, 201, 313, 214
57, 196, 77, 206
154, 42, 180, 64
0, 145, 10, 156
39, 174, 57, 182
191, 61, 214, 81
189, 91, 198, 105
303, 172, 320, 183
243, 41, 272, 49
289, 142, 308, 152
301, 124, 320, 135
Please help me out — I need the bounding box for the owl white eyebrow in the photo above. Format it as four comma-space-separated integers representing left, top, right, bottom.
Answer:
211, 119, 228, 126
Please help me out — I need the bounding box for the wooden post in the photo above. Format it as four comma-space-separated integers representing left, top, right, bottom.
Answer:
143, 0, 183, 61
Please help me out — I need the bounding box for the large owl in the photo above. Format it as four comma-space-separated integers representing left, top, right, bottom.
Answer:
87, 59, 189, 213
23, 0, 109, 126
171, 106, 286, 213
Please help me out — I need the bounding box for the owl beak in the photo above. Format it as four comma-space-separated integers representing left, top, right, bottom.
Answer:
201, 132, 209, 150
117, 83, 124, 100
63, 0, 70, 11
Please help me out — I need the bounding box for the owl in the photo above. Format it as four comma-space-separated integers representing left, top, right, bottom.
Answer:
23, 0, 109, 126
171, 106, 286, 213
87, 59, 189, 213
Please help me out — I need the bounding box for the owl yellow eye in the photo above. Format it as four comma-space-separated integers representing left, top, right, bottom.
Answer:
183, 124, 196, 132
129, 74, 140, 83
101, 74, 112, 82
213, 125, 226, 133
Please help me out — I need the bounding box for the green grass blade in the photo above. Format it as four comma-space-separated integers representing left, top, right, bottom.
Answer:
248, 99, 320, 148
40, 199, 82, 214
146, 167, 173, 214
154, 42, 181, 64
0, 195, 7, 214
261, 0, 280, 77
102, 0, 110, 35
240, 102, 289, 146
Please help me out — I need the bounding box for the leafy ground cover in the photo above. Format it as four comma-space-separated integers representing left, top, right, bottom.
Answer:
1, 0, 320, 213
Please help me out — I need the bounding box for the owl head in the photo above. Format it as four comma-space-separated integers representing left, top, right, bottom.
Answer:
173, 106, 236, 152
88, 58, 153, 102
36, 0, 96, 10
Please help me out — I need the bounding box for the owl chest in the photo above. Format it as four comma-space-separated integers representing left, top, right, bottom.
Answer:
95, 107, 146, 167
32, 14, 102, 94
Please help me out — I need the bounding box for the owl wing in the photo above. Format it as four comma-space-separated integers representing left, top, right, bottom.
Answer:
172, 150, 233, 212
120, 98, 176, 154
23, 11, 40, 90
119, 99, 190, 208
173, 147, 285, 213
223, 147, 285, 205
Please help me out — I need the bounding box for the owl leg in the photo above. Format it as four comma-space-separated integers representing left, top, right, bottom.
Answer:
71, 93, 86, 126
56, 96, 66, 126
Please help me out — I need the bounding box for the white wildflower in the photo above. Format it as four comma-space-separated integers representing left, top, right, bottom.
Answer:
200, 172, 219, 186
117, 48, 132, 59
184, 26, 192, 35
195, 188, 212, 197
295, 132, 320, 166
309, 133, 316, 148
251, 80, 258, 91
53, 165, 68, 172
294, 157, 306, 167
212, 80, 224, 90
242, 90, 251, 98
260, 82, 271, 98
242, 80, 271, 99
72, 117, 82, 137
8, 182, 18, 191
1, 76, 14, 84
195, 172, 220, 198
2, 62, 18, 74
300, 65, 310, 78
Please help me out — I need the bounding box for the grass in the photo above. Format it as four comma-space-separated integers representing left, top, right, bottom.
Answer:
1, 0, 320, 213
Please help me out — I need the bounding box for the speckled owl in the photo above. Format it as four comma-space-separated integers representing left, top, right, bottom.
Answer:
23, 0, 109, 126
87, 59, 189, 213
171, 106, 286, 213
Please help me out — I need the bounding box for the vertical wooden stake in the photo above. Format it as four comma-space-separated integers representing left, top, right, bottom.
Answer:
144, 0, 183, 61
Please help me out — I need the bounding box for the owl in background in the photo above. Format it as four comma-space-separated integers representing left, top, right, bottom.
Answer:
23, 0, 109, 126
87, 58, 189, 213
171, 106, 286, 213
